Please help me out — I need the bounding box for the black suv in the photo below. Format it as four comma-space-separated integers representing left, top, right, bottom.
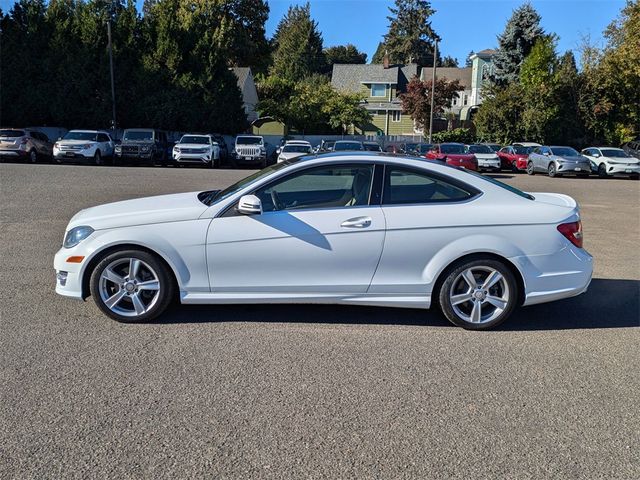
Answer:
115, 129, 170, 165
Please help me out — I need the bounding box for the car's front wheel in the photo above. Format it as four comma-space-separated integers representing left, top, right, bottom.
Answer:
526, 161, 535, 175
548, 163, 558, 177
597, 163, 608, 178
90, 249, 175, 323
94, 150, 103, 166
29, 149, 38, 163
438, 258, 518, 330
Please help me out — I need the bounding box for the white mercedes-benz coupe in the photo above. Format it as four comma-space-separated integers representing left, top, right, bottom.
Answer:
54, 153, 593, 329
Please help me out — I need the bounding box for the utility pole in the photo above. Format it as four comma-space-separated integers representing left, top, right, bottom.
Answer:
107, 3, 117, 131
428, 41, 438, 144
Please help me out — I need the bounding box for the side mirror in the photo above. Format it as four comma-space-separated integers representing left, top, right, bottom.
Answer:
237, 195, 262, 215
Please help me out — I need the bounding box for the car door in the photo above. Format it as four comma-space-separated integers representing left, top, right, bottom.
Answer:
206, 163, 385, 294
369, 165, 479, 295
97, 133, 113, 156
533, 147, 547, 172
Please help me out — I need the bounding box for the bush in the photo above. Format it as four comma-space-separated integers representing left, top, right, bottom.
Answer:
432, 128, 475, 144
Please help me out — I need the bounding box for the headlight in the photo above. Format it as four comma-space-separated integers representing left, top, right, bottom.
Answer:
115, 145, 121, 151
82, 144, 93, 150
63, 226, 94, 248
54, 142, 60, 149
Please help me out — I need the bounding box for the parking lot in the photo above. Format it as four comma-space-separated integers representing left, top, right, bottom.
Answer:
1, 162, 638, 478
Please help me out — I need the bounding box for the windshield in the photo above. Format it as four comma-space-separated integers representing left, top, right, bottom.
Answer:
334, 142, 362, 151
600, 149, 630, 158
180, 136, 209, 145
418, 144, 433, 153
466, 145, 493, 154
63, 131, 98, 141
440, 144, 465, 154
363, 143, 381, 151
463, 169, 535, 200
202, 160, 295, 206
124, 130, 154, 141
283, 145, 311, 153
236, 136, 262, 145
513, 146, 531, 154
0, 129, 25, 137
551, 147, 579, 157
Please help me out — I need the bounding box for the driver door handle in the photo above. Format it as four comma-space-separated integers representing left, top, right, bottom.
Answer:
341, 216, 372, 228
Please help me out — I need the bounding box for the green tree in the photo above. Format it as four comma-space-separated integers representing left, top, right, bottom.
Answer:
465, 50, 475, 67
491, 2, 544, 86
270, 3, 324, 82
473, 83, 526, 144
382, 0, 439, 65
399, 76, 462, 130
323, 44, 367, 74
439, 55, 459, 67
371, 42, 386, 63
323, 91, 372, 134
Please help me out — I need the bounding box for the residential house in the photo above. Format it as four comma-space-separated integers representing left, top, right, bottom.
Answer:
331, 62, 419, 136
230, 67, 258, 123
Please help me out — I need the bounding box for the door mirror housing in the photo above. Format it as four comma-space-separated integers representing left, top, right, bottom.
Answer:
237, 195, 262, 215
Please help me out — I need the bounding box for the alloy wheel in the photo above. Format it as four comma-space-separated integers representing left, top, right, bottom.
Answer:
448, 266, 510, 325
527, 162, 534, 175
30, 150, 37, 163
548, 163, 556, 177
98, 257, 161, 318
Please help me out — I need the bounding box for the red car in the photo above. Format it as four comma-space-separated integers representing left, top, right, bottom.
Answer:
497, 145, 533, 171
425, 143, 478, 171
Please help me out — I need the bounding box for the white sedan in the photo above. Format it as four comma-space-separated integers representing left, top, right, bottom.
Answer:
54, 154, 593, 330
581, 147, 640, 178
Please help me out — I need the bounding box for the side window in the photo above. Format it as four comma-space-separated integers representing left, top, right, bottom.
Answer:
254, 164, 374, 212
383, 167, 473, 205
97, 133, 109, 142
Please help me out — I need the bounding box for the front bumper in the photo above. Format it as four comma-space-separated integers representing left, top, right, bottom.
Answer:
174, 152, 211, 163
512, 243, 593, 307
605, 164, 640, 176
54, 151, 93, 160
234, 154, 266, 164
557, 163, 591, 174
54, 247, 85, 300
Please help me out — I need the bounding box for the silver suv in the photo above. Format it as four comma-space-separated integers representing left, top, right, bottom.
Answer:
0, 129, 53, 163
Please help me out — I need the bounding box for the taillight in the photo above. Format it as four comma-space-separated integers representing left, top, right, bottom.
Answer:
557, 221, 583, 248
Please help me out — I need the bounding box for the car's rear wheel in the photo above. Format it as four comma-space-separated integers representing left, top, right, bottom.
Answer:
597, 163, 608, 178
438, 258, 518, 330
526, 161, 535, 175
29, 149, 38, 163
548, 163, 557, 177
90, 249, 175, 323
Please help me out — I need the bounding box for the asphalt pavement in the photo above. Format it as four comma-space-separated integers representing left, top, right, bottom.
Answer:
1, 162, 638, 478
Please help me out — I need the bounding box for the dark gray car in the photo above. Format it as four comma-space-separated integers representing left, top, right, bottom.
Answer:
526, 146, 591, 178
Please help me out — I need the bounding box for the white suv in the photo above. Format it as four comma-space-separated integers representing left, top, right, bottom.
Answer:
173, 134, 221, 167
54, 130, 114, 165
233, 135, 267, 168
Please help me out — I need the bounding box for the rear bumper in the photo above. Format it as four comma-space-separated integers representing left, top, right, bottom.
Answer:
511, 244, 593, 306
0, 149, 26, 157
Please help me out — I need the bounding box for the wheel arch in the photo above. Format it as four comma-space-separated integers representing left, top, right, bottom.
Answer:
431, 252, 526, 309
80, 243, 180, 300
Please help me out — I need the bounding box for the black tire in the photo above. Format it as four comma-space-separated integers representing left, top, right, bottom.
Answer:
94, 150, 103, 166
29, 149, 38, 163
437, 257, 519, 330
526, 161, 535, 175
597, 163, 608, 178
548, 163, 557, 177
89, 249, 176, 323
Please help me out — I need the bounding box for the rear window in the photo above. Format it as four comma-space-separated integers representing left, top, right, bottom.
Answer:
440, 144, 465, 154
283, 145, 311, 153
463, 169, 534, 200
334, 142, 363, 151
466, 145, 493, 154
513, 146, 531, 154
0, 130, 25, 137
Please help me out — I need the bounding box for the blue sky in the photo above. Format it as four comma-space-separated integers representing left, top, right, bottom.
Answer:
0, 0, 625, 66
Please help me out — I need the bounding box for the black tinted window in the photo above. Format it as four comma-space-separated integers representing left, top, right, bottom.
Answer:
383, 168, 473, 205
97, 133, 109, 142
255, 164, 374, 212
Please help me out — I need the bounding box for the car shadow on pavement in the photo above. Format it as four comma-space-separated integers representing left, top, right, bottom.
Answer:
157, 278, 639, 330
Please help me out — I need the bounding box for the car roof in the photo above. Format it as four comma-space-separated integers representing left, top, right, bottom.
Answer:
68, 129, 106, 134
334, 140, 362, 143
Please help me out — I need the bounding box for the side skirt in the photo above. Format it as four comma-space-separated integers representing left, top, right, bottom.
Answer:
181, 292, 431, 309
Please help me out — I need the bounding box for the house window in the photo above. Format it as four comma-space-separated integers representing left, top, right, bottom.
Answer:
371, 84, 386, 97
391, 111, 401, 122
463, 94, 468, 106
452, 95, 458, 106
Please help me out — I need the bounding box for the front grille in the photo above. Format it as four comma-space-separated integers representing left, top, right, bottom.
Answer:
122, 145, 139, 154
60, 145, 83, 151
236, 146, 261, 156
182, 148, 207, 154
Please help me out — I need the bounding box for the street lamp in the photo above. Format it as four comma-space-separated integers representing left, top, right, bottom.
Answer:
428, 41, 438, 144
107, 1, 117, 131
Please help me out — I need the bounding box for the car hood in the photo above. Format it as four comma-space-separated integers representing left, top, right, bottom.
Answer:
176, 143, 211, 149
555, 155, 589, 162
67, 191, 209, 231
58, 139, 97, 146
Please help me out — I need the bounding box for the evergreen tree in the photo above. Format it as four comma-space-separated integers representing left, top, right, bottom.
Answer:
491, 2, 544, 85
439, 55, 459, 67
465, 51, 475, 67
382, 0, 439, 65
323, 44, 367, 74
371, 42, 386, 63
270, 3, 324, 82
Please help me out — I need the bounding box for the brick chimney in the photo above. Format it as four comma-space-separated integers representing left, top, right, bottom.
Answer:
383, 51, 390, 69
